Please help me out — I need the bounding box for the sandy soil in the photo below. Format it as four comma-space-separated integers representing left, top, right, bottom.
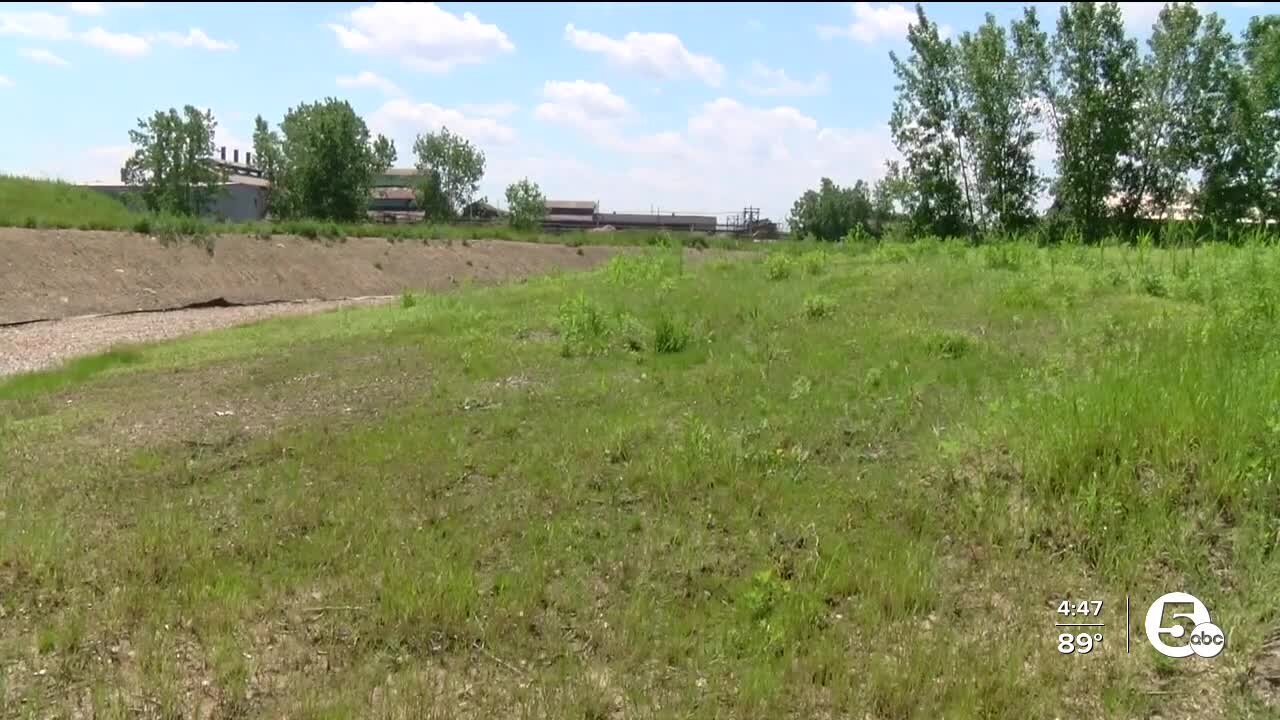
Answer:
0, 228, 631, 325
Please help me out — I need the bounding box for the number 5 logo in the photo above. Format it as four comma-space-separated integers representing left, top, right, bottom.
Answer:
1144, 592, 1224, 659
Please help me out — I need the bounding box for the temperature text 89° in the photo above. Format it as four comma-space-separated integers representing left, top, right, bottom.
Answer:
1058, 633, 1103, 654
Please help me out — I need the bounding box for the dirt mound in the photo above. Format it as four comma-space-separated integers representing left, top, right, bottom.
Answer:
0, 229, 633, 325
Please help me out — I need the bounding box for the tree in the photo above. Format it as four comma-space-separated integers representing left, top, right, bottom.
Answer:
252, 114, 284, 217
957, 13, 1043, 232
1191, 11, 1249, 228
1048, 2, 1139, 240
272, 98, 396, 221
505, 178, 546, 230
1241, 16, 1280, 225
412, 127, 486, 221
1119, 3, 1202, 229
890, 4, 971, 237
873, 161, 916, 231
789, 178, 875, 241
120, 105, 226, 216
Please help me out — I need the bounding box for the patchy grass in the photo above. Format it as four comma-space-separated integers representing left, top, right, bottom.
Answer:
2, 242, 1279, 717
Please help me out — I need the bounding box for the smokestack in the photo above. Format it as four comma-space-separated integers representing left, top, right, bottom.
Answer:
220, 146, 226, 161
233, 149, 239, 163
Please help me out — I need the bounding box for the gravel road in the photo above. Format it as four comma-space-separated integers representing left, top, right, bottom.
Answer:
0, 297, 392, 378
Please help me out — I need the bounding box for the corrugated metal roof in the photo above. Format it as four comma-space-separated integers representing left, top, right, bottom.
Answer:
544, 213, 597, 224
227, 174, 270, 188
546, 200, 597, 211
597, 212, 715, 226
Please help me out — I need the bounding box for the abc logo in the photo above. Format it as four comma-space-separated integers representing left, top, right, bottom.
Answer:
1144, 592, 1225, 659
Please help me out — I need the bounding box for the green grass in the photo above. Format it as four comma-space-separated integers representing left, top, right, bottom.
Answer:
0, 174, 140, 230
3, 241, 1280, 717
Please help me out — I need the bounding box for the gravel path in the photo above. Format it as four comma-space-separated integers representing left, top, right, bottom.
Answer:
0, 297, 393, 378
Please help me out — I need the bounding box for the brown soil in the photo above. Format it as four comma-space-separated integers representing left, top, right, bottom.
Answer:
0, 228, 634, 325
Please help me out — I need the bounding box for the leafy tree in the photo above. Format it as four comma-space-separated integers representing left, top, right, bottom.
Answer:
890, 4, 972, 237
957, 13, 1043, 232
873, 160, 915, 230
121, 105, 226, 216
1192, 12, 1250, 228
412, 127, 486, 221
1242, 16, 1280, 225
1120, 3, 1202, 228
789, 178, 875, 241
272, 98, 396, 221
251, 114, 284, 217
505, 178, 546, 230
1048, 2, 1139, 240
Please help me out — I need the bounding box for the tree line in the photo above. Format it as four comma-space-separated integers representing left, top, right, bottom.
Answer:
120, 98, 548, 228
791, 2, 1280, 243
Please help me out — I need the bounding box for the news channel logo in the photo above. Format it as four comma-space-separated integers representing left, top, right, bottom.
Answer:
1144, 591, 1225, 659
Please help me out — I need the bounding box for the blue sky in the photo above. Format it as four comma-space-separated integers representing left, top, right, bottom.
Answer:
0, 2, 1275, 221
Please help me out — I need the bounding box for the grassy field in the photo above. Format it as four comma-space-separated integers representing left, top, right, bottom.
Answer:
0, 175, 747, 250
3, 240, 1280, 717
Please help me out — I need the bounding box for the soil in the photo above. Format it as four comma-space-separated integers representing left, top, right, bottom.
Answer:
0, 228, 633, 325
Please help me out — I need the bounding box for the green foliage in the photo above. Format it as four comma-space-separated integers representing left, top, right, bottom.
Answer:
557, 293, 610, 357
120, 105, 227, 216
765, 253, 794, 280
652, 313, 691, 354
803, 293, 837, 319
504, 177, 546, 230
413, 126, 486, 221
928, 330, 973, 359
889, 5, 971, 237
399, 290, 417, 309
799, 250, 830, 275
788, 178, 875, 241
271, 98, 396, 221
252, 115, 284, 217
0, 176, 140, 230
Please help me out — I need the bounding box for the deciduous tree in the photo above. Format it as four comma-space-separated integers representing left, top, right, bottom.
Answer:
412, 127, 485, 221
121, 105, 226, 216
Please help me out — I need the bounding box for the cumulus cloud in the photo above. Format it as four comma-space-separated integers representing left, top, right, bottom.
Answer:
564, 24, 724, 86
819, 2, 949, 43
0, 11, 73, 40
81, 26, 149, 56
741, 62, 829, 97
0, 75, 13, 88
534, 79, 631, 138
459, 102, 519, 118
336, 71, 403, 97
19, 48, 70, 66
370, 98, 518, 147
329, 2, 514, 73
155, 28, 237, 51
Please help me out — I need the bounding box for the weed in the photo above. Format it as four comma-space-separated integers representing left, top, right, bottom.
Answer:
928, 330, 972, 359
400, 290, 417, 309
803, 293, 837, 319
558, 293, 609, 356
652, 313, 691, 353
765, 253, 794, 281
800, 250, 830, 276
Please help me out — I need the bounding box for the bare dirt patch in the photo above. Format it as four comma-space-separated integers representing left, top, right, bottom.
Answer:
0, 228, 634, 325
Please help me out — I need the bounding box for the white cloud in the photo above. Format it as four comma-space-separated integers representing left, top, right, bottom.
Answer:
459, 102, 519, 118
329, 2, 514, 73
336, 70, 403, 97
68, 2, 104, 15
819, 2, 950, 44
742, 62, 829, 97
19, 47, 70, 66
0, 75, 13, 88
81, 27, 149, 56
535, 80, 631, 140
1118, 2, 1165, 31
370, 99, 518, 147
564, 24, 724, 86
155, 28, 237, 51
0, 11, 73, 39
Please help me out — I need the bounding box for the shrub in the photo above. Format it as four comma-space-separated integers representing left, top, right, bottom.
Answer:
803, 293, 837, 320
558, 293, 609, 356
400, 290, 417, 309
765, 253, 793, 281
505, 178, 547, 230
683, 233, 710, 250
1140, 271, 1168, 298
653, 314, 691, 354
131, 217, 152, 234
800, 250, 830, 276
